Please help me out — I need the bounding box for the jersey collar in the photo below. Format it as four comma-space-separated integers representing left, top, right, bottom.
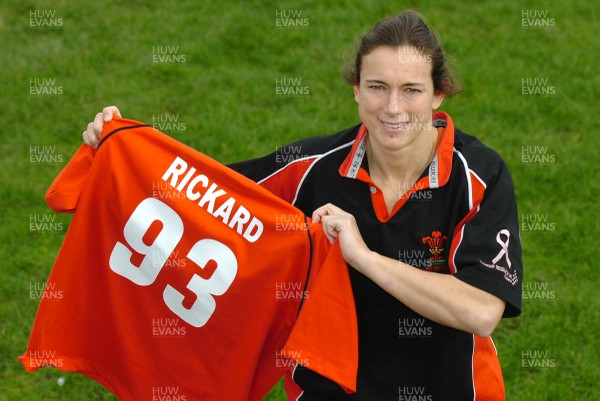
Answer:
338, 111, 455, 189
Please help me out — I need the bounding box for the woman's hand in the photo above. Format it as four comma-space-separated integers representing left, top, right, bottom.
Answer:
82, 105, 122, 148
312, 203, 372, 270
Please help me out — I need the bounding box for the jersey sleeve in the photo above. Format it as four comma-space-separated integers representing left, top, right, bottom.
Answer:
451, 159, 523, 318
45, 144, 96, 213
282, 226, 358, 393
228, 156, 314, 205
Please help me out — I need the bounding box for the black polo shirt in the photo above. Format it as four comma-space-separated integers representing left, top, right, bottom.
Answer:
230, 111, 523, 401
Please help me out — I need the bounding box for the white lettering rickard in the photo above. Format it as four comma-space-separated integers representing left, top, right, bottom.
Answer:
161, 156, 264, 243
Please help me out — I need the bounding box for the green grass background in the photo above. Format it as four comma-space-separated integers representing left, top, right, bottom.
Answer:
1, 0, 598, 399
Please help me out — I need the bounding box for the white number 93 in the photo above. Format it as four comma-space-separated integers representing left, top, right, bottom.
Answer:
109, 197, 238, 327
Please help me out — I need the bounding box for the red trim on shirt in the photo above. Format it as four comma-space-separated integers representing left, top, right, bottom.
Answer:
434, 111, 455, 188
473, 335, 505, 400
260, 157, 319, 204
448, 170, 486, 274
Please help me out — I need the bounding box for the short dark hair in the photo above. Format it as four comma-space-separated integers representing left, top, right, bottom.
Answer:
343, 11, 462, 96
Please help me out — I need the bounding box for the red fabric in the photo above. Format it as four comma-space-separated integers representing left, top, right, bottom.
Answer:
259, 157, 319, 204
473, 336, 505, 400
20, 117, 357, 400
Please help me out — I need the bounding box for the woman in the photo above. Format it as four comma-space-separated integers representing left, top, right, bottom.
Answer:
84, 11, 522, 401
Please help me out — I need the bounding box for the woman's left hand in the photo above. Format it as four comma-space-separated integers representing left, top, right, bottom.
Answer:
312, 203, 372, 269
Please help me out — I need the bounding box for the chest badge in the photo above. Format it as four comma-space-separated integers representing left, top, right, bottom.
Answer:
422, 230, 447, 271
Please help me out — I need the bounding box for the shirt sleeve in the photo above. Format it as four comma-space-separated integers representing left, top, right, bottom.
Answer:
228, 147, 319, 205
45, 144, 96, 213
451, 160, 523, 318
282, 225, 358, 393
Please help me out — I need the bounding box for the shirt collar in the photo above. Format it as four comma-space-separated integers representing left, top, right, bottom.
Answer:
338, 111, 456, 188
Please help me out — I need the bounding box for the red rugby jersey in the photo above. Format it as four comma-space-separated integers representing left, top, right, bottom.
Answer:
19, 117, 358, 400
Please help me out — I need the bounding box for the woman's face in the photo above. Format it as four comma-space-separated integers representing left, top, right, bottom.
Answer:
353, 46, 444, 154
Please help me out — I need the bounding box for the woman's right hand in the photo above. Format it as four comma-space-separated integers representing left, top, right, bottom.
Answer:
82, 106, 122, 148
